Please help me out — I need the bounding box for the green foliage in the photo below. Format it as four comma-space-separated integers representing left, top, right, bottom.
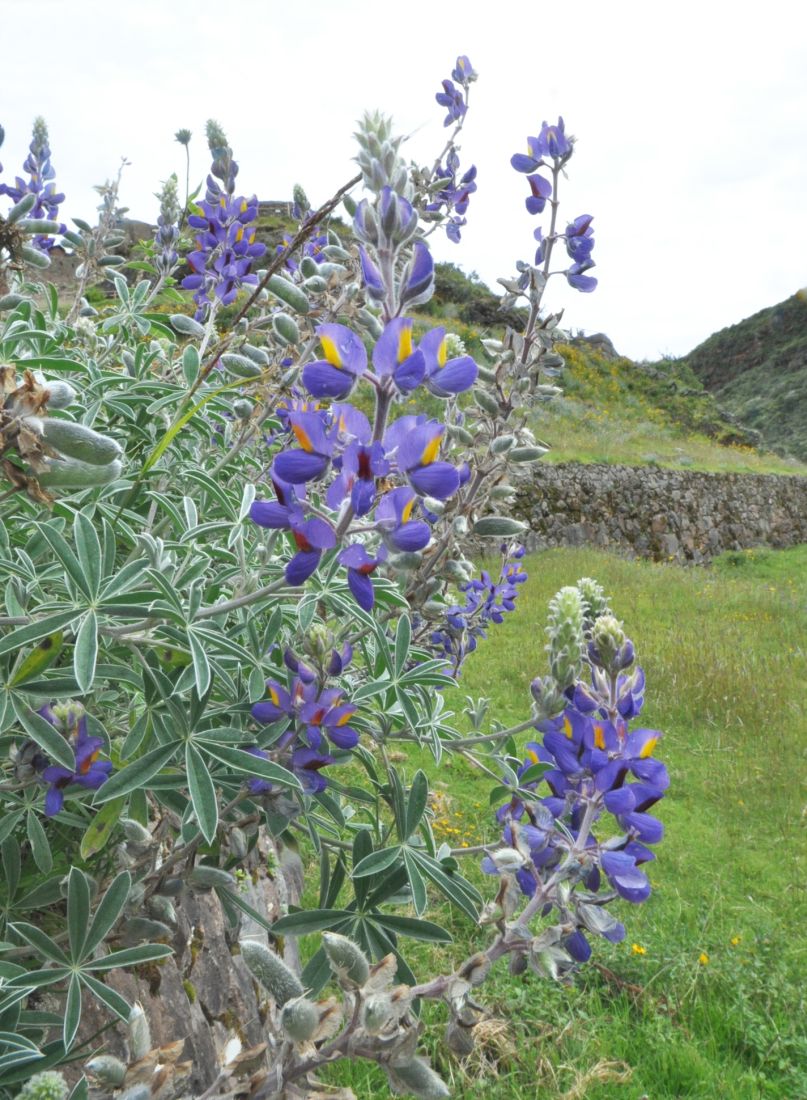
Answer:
322, 545, 807, 1098
681, 291, 807, 461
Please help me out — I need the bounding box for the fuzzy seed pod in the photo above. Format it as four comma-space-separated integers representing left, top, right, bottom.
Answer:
387, 1057, 450, 1099
128, 1003, 151, 1061
187, 866, 235, 890
85, 1055, 127, 1086
240, 939, 304, 1006
280, 996, 319, 1041
322, 932, 370, 986
38, 456, 122, 489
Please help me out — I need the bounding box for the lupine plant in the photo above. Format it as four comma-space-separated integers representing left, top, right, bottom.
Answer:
0, 57, 668, 1100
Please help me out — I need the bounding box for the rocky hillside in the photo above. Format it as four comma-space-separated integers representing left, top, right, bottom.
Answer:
680, 291, 807, 460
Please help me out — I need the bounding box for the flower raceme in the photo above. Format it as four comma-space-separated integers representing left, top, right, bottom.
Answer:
250, 308, 477, 608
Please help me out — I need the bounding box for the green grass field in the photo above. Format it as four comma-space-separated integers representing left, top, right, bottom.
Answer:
313, 546, 807, 1099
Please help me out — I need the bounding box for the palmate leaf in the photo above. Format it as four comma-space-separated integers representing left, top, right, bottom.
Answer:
25, 811, 52, 875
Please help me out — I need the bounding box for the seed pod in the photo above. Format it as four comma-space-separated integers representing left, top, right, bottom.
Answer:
128, 1003, 151, 1061
472, 516, 527, 537
490, 434, 515, 454
508, 446, 549, 463
220, 353, 262, 379
387, 1057, 450, 1099
117, 1088, 151, 1100
232, 399, 253, 420
187, 866, 235, 890
474, 390, 500, 415
38, 457, 123, 489
266, 274, 310, 314
85, 1055, 127, 1086
42, 381, 76, 410
7, 193, 37, 224
241, 343, 270, 366
476, 365, 497, 383
301, 275, 328, 294
280, 996, 319, 1041
490, 485, 515, 501
170, 313, 206, 337
322, 932, 369, 986
240, 939, 304, 1005
272, 312, 300, 346
446, 1018, 475, 1056
120, 818, 153, 850
39, 419, 122, 466
446, 424, 474, 445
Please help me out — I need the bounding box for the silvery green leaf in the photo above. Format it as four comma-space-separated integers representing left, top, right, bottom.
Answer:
74, 611, 98, 693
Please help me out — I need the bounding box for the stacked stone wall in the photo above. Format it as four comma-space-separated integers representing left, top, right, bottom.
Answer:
513, 463, 807, 563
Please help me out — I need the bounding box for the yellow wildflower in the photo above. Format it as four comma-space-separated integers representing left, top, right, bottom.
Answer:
631, 944, 646, 956
698, 952, 710, 966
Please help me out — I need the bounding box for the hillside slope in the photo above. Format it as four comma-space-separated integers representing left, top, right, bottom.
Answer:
681, 291, 807, 460
422, 266, 804, 476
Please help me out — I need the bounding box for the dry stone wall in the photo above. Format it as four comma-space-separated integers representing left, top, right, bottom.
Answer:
513, 462, 807, 563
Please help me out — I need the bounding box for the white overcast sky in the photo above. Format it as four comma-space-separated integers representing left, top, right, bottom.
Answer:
2, 0, 805, 360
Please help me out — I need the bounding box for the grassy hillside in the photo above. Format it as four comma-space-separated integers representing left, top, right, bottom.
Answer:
680, 291, 807, 461
309, 545, 807, 1099
422, 265, 806, 476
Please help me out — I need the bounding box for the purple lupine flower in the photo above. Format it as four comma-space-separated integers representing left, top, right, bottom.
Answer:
430, 545, 529, 675
35, 703, 112, 816
372, 319, 426, 394
525, 173, 552, 215
451, 55, 477, 84
339, 542, 387, 611
419, 327, 478, 397
302, 323, 368, 400
0, 117, 64, 251
272, 410, 335, 484
181, 123, 266, 319
375, 487, 432, 552
400, 240, 435, 307
435, 79, 467, 126
566, 260, 598, 293
601, 850, 651, 904
538, 116, 572, 159
250, 482, 336, 585
299, 687, 360, 750
388, 418, 460, 499
425, 157, 478, 244
337, 440, 390, 516
358, 245, 385, 302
